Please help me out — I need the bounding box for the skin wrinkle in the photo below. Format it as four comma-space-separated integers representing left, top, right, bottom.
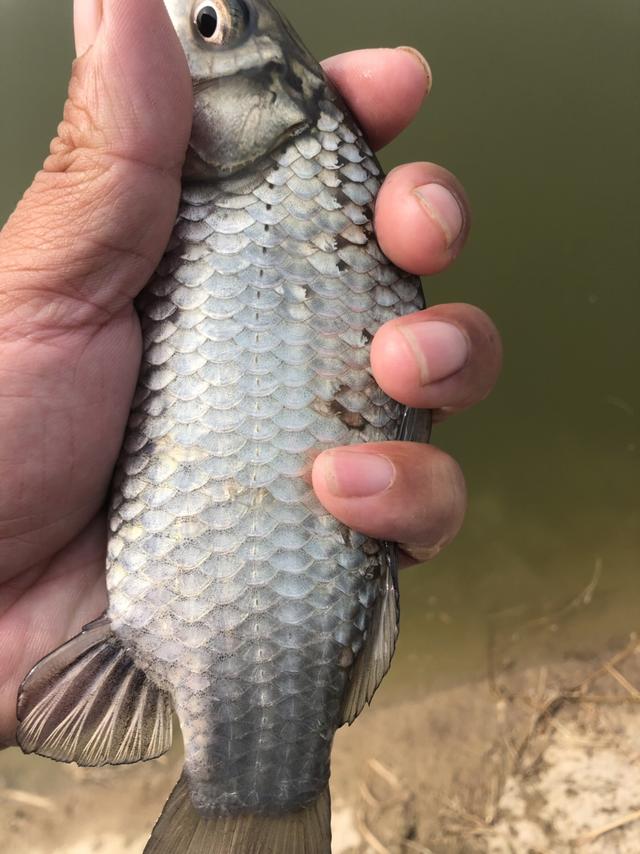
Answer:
0, 299, 114, 343
0, 554, 107, 747
53, 52, 185, 171
0, 322, 136, 569
0, 563, 50, 616
3, 162, 181, 324
0, 350, 104, 412
52, 103, 107, 172
0, 492, 108, 574
2, 230, 155, 307
7, 161, 178, 257
0, 520, 106, 629
0, 289, 138, 347
0, 506, 94, 548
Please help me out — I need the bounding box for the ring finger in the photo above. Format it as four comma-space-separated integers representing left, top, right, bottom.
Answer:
312, 442, 467, 567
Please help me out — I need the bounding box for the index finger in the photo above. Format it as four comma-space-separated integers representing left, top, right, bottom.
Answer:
322, 48, 432, 150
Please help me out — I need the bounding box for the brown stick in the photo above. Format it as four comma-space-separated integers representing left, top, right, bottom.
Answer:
604, 662, 640, 699
355, 808, 390, 854
575, 808, 640, 845
0, 788, 55, 811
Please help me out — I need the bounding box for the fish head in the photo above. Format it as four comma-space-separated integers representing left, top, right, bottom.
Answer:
164, 0, 326, 179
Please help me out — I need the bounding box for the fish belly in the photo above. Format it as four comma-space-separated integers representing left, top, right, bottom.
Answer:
106, 94, 423, 815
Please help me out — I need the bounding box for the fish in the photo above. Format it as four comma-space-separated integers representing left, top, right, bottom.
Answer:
16, 1, 428, 852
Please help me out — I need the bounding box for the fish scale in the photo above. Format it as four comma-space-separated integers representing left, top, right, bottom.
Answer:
106, 91, 423, 815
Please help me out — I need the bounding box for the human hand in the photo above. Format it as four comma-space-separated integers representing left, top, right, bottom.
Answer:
0, 0, 501, 744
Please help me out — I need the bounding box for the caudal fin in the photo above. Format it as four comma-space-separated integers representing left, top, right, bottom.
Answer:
17, 616, 172, 766
145, 774, 331, 854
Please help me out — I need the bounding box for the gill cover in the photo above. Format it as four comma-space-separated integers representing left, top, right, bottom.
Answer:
164, 0, 326, 179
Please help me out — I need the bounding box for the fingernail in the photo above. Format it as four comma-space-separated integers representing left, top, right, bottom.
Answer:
321, 451, 396, 498
396, 46, 433, 96
414, 184, 464, 248
398, 321, 469, 386
74, 0, 103, 57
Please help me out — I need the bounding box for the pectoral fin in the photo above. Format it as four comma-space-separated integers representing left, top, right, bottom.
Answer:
340, 544, 400, 726
17, 616, 172, 767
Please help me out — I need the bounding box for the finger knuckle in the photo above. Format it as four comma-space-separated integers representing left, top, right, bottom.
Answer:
45, 58, 107, 176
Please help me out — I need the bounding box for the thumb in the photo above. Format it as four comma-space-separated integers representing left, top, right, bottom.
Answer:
0, 0, 192, 326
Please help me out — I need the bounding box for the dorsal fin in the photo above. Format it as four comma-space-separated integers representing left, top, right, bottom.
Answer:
17, 616, 172, 767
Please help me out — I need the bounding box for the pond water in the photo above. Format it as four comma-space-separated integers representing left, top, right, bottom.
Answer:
0, 0, 638, 704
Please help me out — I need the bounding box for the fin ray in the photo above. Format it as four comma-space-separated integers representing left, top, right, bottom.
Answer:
17, 617, 172, 766
339, 403, 428, 727
340, 543, 399, 726
145, 774, 331, 854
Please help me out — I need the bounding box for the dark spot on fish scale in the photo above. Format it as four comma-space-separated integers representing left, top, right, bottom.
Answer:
329, 398, 366, 431
264, 224, 270, 232
337, 260, 348, 273
266, 204, 272, 211
311, 398, 333, 418
362, 204, 374, 222
335, 235, 350, 251
340, 410, 366, 430
363, 539, 381, 557
362, 329, 374, 345
335, 189, 352, 209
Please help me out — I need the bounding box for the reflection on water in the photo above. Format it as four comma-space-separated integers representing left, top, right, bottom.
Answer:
0, 0, 638, 701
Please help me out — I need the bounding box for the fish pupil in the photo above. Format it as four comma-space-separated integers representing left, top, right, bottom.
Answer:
197, 7, 218, 38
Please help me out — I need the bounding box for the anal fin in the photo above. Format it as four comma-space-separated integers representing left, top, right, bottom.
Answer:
340, 543, 399, 726
17, 616, 172, 767
145, 774, 331, 854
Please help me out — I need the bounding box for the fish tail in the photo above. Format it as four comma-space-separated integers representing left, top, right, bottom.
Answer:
145, 773, 331, 854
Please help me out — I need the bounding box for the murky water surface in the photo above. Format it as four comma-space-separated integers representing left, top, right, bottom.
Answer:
1, 0, 638, 703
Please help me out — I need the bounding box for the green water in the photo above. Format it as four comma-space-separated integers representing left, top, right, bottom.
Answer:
0, 0, 639, 699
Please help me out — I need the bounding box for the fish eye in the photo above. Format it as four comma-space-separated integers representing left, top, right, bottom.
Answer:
192, 1, 249, 45
195, 5, 219, 39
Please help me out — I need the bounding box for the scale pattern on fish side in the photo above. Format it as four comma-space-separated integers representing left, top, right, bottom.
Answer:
106, 92, 424, 815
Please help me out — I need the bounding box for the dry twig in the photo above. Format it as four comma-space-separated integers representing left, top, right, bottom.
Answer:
368, 758, 402, 790
574, 635, 638, 694
575, 808, 640, 846
604, 662, 640, 699
403, 841, 435, 853
355, 808, 390, 854
0, 787, 55, 812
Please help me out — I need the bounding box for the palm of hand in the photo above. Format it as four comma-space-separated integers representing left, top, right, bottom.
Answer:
0, 307, 140, 739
